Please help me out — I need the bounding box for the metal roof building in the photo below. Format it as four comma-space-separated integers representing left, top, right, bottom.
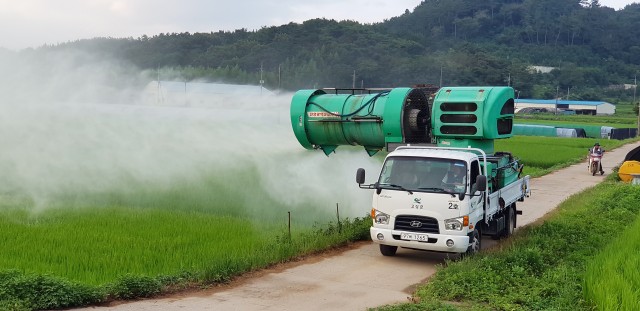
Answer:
515, 99, 615, 115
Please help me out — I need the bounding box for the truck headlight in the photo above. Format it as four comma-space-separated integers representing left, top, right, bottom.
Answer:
444, 216, 469, 231
371, 209, 390, 225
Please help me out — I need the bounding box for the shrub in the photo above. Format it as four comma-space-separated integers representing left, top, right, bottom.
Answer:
108, 274, 162, 300
0, 270, 104, 310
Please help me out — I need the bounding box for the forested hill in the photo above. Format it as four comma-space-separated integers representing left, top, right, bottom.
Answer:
382, 0, 640, 64
25, 0, 640, 101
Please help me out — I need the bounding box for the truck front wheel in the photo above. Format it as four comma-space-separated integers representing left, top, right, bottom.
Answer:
465, 228, 482, 256
379, 244, 398, 256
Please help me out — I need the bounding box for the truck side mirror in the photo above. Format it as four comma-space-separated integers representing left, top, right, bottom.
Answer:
475, 175, 487, 192
356, 168, 365, 184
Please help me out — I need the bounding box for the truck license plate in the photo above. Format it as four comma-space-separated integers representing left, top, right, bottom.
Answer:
401, 232, 428, 241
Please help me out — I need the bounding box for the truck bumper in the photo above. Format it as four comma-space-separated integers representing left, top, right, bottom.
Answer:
370, 227, 470, 253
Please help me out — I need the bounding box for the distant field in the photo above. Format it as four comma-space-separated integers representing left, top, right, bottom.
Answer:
508, 111, 638, 176
614, 103, 637, 116
496, 136, 632, 177
515, 115, 637, 128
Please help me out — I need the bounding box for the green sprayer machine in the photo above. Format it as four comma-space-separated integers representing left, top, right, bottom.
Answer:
290, 86, 530, 255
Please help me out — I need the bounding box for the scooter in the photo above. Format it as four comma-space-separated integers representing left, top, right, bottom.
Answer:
588, 151, 604, 176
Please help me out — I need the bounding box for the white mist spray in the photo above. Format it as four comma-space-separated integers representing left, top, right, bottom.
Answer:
0, 49, 381, 220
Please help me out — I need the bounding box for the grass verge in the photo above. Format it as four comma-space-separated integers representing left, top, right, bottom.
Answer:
372, 181, 640, 311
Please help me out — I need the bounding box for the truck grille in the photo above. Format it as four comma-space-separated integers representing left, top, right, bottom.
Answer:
394, 215, 439, 234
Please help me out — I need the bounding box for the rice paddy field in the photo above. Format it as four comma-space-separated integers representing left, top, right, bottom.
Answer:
0, 100, 380, 281
515, 111, 637, 128
584, 213, 640, 310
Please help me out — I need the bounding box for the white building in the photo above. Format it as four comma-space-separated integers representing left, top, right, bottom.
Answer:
529, 66, 556, 74
515, 99, 616, 115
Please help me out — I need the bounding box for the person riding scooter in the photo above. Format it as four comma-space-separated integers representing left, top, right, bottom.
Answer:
589, 142, 605, 174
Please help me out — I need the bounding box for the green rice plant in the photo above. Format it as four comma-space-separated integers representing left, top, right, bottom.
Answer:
0, 192, 371, 309
0, 141, 377, 309
584, 216, 640, 311
0, 206, 275, 285
0, 208, 371, 308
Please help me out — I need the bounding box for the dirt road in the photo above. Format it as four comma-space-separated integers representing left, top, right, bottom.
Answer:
79, 141, 640, 311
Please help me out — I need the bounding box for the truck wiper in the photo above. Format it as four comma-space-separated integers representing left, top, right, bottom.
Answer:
417, 187, 446, 193
418, 187, 458, 198
384, 184, 413, 194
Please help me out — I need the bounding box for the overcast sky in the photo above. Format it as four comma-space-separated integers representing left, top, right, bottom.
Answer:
0, 0, 636, 51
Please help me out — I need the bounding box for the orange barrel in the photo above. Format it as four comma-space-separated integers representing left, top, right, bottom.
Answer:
618, 160, 640, 183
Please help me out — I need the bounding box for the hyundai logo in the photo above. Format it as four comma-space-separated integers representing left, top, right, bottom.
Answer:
410, 221, 423, 228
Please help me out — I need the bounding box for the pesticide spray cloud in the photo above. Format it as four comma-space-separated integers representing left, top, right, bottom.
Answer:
0, 49, 380, 220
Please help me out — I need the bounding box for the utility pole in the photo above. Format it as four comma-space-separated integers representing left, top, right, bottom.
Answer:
440, 66, 443, 87
352, 70, 356, 89
633, 75, 637, 104
259, 62, 264, 96
157, 66, 161, 105
635, 74, 639, 137
554, 85, 560, 115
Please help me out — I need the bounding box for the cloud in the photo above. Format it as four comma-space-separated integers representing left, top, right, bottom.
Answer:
0, 0, 423, 50
5, 0, 634, 51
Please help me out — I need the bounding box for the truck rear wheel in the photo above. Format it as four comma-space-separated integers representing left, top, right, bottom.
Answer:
379, 244, 398, 256
504, 206, 516, 238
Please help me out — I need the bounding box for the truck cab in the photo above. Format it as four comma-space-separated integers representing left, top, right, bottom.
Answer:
358, 146, 529, 256
360, 147, 486, 255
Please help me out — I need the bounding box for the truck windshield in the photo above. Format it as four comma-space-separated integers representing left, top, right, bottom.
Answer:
378, 157, 467, 194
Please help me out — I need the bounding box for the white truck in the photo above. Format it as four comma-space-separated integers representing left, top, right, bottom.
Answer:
356, 146, 530, 255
